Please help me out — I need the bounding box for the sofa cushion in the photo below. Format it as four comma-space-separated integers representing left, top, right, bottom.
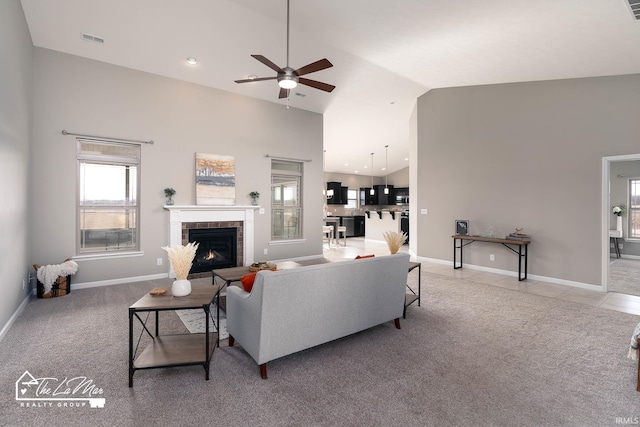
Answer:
355, 254, 375, 259
240, 272, 258, 292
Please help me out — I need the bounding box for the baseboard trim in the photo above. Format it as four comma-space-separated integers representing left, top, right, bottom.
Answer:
0, 292, 31, 343
71, 273, 169, 291
415, 256, 603, 292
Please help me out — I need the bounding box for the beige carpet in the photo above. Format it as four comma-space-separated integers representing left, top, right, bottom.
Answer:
1, 271, 640, 426
610, 258, 640, 296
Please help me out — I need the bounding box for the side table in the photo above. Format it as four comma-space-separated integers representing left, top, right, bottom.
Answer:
404, 261, 421, 318
128, 283, 219, 387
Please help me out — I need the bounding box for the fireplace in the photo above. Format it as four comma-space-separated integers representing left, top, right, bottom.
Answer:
188, 227, 237, 273
164, 205, 257, 279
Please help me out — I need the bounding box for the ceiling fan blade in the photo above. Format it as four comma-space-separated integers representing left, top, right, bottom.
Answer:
251, 55, 284, 73
278, 87, 290, 99
299, 77, 335, 93
235, 77, 277, 83
294, 58, 333, 76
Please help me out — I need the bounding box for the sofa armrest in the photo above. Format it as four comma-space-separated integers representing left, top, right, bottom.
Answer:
226, 283, 264, 363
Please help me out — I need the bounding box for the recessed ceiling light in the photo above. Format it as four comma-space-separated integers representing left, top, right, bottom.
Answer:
404, 158, 409, 161
381, 167, 386, 171
344, 163, 349, 166
354, 171, 359, 174
186, 57, 198, 65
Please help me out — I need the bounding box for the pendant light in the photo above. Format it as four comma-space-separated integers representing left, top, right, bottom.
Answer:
384, 145, 389, 195
369, 153, 375, 196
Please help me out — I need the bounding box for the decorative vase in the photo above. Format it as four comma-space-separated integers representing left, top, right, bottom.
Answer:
172, 279, 191, 297
617, 215, 623, 234
251, 197, 258, 206
166, 196, 174, 206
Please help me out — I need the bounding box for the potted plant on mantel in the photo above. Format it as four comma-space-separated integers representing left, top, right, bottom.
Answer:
164, 187, 176, 205
250, 191, 260, 206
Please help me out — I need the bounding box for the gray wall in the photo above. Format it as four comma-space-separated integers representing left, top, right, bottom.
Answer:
416, 75, 640, 286
610, 161, 640, 257
0, 0, 33, 334
31, 48, 324, 285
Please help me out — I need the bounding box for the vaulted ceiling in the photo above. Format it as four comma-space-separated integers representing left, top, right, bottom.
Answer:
20, 0, 640, 175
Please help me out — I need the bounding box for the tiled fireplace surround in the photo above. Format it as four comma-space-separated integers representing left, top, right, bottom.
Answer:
164, 205, 257, 278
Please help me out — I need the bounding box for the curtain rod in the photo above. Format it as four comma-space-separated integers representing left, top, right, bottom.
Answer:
265, 154, 312, 162
62, 130, 154, 145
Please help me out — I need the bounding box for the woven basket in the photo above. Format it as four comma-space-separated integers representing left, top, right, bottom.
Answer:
33, 262, 72, 299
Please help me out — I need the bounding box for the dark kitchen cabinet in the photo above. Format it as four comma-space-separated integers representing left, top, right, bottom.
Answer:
360, 188, 377, 206
339, 216, 365, 237
326, 182, 343, 205
374, 185, 394, 205
354, 216, 365, 237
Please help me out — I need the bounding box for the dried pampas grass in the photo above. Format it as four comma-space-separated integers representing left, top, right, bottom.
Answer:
162, 242, 199, 280
383, 230, 407, 254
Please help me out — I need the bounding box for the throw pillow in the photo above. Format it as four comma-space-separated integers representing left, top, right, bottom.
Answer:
240, 272, 258, 292
355, 254, 375, 259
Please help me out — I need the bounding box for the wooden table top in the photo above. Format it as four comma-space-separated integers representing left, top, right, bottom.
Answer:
130, 283, 218, 310
452, 234, 531, 244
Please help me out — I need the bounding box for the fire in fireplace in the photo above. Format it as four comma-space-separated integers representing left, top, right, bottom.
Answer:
188, 227, 237, 274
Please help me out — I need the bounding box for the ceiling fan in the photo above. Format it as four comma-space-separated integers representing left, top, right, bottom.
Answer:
234, 0, 335, 99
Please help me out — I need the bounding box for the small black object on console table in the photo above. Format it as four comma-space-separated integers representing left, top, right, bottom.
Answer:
452, 235, 531, 281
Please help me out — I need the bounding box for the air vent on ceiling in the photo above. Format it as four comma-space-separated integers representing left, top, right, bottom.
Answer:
627, 0, 640, 20
81, 33, 105, 44
295, 92, 306, 97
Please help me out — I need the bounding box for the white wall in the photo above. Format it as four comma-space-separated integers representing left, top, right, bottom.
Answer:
415, 75, 640, 286
31, 48, 324, 284
0, 0, 33, 334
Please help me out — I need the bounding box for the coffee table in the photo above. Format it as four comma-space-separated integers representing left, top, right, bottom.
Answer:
128, 283, 219, 387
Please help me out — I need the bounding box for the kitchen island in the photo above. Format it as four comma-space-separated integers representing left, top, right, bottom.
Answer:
365, 210, 402, 241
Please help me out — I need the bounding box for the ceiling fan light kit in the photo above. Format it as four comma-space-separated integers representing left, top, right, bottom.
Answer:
234, 0, 335, 99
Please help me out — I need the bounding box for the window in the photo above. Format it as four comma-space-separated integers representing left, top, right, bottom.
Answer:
77, 140, 140, 254
345, 189, 358, 209
630, 179, 640, 239
271, 160, 302, 240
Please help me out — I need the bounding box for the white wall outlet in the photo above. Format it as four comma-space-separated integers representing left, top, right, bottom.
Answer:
264, 248, 268, 255
420, 208, 428, 215
490, 254, 495, 261
157, 258, 162, 266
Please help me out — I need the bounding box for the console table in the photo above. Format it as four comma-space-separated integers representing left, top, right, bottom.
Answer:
452, 235, 531, 281
128, 284, 219, 387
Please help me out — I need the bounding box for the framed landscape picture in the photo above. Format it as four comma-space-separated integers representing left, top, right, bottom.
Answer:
195, 153, 236, 205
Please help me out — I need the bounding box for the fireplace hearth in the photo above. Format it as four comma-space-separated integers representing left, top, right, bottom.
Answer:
188, 227, 238, 274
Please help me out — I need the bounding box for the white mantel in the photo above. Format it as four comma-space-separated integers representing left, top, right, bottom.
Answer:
164, 205, 259, 276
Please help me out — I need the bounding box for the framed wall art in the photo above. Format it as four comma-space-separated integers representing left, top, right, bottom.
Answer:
195, 153, 236, 205
455, 220, 469, 236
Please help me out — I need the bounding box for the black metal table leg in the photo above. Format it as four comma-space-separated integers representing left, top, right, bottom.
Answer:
128, 308, 134, 387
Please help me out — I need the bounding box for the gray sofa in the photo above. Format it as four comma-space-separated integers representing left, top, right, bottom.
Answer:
226, 253, 410, 378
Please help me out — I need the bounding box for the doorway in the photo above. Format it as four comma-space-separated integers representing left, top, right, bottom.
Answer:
602, 154, 640, 294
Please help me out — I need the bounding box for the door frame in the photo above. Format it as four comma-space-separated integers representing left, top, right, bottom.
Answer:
601, 153, 640, 292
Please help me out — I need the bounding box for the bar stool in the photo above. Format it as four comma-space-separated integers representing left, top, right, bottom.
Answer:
336, 226, 347, 246
322, 225, 334, 247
